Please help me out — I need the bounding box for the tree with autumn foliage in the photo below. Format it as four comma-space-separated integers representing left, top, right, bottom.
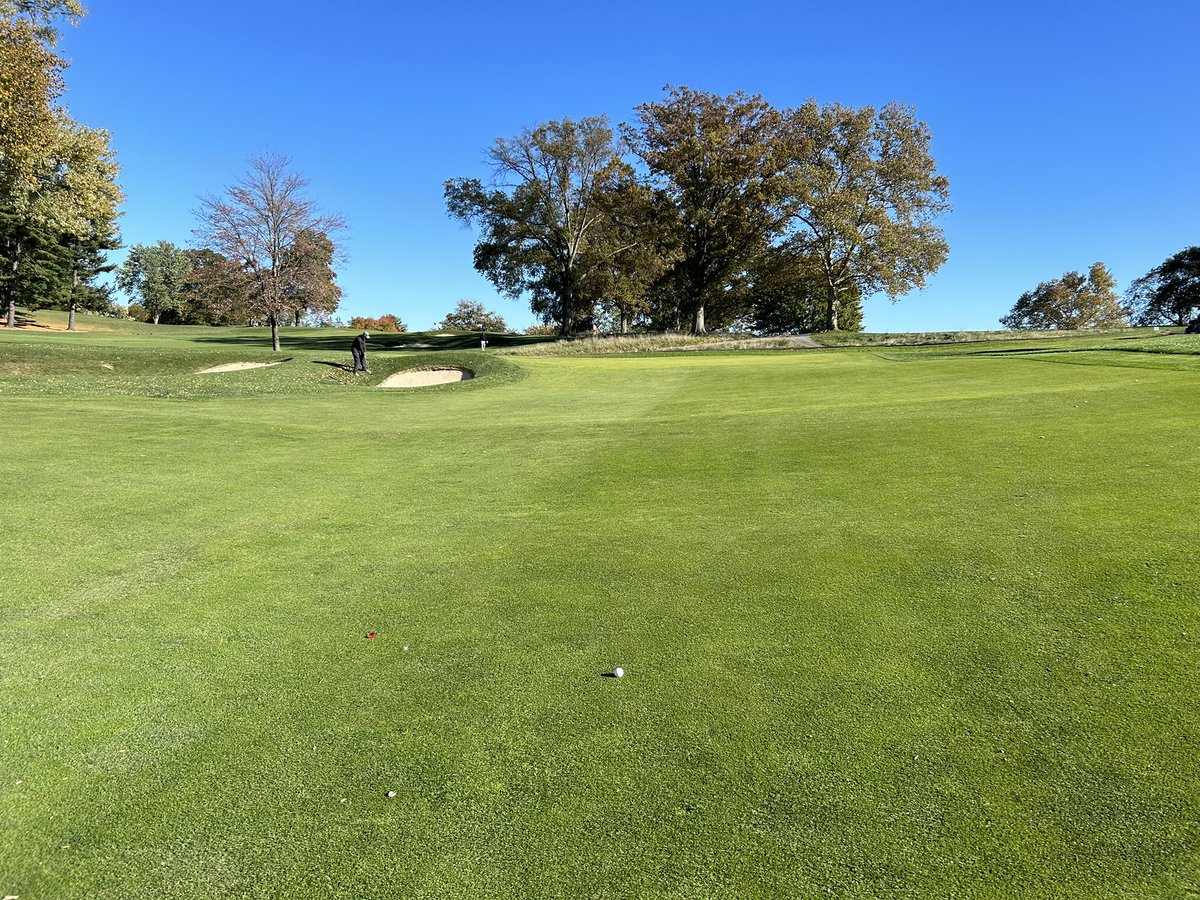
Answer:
445, 117, 639, 337
195, 152, 344, 350
1001, 262, 1128, 330
1, 4, 122, 329
625, 86, 792, 334
281, 228, 341, 326
777, 101, 950, 332
348, 314, 406, 333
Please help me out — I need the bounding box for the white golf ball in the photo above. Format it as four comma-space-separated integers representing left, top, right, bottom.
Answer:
614, 667, 624, 678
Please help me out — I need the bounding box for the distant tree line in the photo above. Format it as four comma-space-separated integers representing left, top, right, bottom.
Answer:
0, 2, 123, 330
437, 300, 508, 332
1, 5, 347, 349
349, 314, 406, 332
446, 86, 952, 337
1002, 248, 1200, 331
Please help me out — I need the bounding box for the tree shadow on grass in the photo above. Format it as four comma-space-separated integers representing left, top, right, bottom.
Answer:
313, 359, 354, 372
4, 310, 52, 329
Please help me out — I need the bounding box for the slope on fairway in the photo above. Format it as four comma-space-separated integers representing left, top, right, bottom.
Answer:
1, 343, 1197, 898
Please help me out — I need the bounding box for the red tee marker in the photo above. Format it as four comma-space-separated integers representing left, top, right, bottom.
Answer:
366, 632, 377, 639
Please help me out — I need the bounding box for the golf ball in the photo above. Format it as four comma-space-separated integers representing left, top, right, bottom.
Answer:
614, 667, 624, 678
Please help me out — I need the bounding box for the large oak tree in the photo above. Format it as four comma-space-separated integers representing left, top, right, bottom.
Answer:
779, 101, 950, 331
625, 86, 791, 334
445, 116, 635, 337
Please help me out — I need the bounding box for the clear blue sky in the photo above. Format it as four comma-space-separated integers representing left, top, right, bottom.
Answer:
59, 0, 1198, 332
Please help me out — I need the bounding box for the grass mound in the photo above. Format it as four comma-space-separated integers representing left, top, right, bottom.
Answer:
0, 330, 525, 399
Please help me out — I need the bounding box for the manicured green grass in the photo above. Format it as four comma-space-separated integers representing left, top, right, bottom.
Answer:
1, 321, 1198, 898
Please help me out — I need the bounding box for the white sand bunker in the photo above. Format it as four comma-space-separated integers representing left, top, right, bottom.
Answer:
378, 367, 474, 388
198, 361, 286, 374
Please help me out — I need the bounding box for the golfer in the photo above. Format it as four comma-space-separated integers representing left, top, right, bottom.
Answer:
350, 331, 370, 374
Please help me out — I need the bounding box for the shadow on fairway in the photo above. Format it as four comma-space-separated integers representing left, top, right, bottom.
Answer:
313, 360, 354, 372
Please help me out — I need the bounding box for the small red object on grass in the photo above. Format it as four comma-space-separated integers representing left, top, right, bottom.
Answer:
366, 632, 377, 639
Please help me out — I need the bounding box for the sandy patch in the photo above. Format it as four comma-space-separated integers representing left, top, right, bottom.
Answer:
378, 367, 474, 388
198, 361, 286, 374
398, 342, 434, 349
433, 332, 456, 337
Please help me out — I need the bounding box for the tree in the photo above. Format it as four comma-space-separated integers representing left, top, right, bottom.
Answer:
625, 86, 793, 334
2, 110, 122, 328
779, 101, 950, 331
0, 18, 61, 191
1001, 262, 1128, 330
348, 314, 406, 332
62, 223, 118, 328
587, 178, 672, 333
445, 117, 634, 337
196, 152, 345, 350
116, 241, 192, 325
0, 0, 84, 43
437, 299, 507, 332
1, 6, 122, 330
0, 17, 60, 327
177, 248, 250, 325
1125, 247, 1200, 329
281, 228, 341, 326
747, 246, 861, 335
0, 209, 66, 308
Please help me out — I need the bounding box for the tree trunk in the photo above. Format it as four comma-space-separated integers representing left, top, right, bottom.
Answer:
152, 312, 160, 325
692, 304, 706, 335
69, 260, 78, 331
558, 286, 572, 338
270, 314, 281, 351
826, 287, 840, 332
6, 241, 20, 327
293, 309, 301, 327
620, 310, 630, 334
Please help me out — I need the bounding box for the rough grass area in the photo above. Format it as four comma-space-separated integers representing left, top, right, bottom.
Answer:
810, 326, 1181, 347
1, 323, 1198, 898
504, 332, 820, 355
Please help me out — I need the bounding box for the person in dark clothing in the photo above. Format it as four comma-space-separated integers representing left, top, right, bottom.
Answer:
350, 331, 370, 374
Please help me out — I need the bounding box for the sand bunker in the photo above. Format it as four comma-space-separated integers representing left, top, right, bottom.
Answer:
378, 367, 474, 388
198, 361, 285, 374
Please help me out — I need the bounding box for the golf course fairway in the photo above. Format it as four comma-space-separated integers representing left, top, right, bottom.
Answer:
1, 323, 1197, 898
